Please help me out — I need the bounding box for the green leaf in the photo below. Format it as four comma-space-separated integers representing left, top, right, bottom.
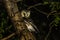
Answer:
55, 24, 58, 26
9, 25, 12, 29
44, 2, 49, 4
0, 27, 4, 33
0, 34, 3, 38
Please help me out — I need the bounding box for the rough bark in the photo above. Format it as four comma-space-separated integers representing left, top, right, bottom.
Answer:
3, 0, 36, 40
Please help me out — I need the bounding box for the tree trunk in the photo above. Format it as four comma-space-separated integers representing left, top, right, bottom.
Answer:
3, 0, 36, 40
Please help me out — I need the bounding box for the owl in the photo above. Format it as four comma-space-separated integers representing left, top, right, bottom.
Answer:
21, 10, 39, 33
21, 10, 30, 18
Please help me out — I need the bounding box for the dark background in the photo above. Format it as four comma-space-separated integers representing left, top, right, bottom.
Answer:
0, 0, 60, 40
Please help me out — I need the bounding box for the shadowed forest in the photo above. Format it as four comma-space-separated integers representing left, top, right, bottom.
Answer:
0, 0, 60, 40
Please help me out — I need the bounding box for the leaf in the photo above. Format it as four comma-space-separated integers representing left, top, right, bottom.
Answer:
55, 24, 58, 27
0, 27, 4, 33
0, 34, 3, 38
44, 2, 49, 4
9, 25, 12, 29
1, 22, 4, 28
54, 17, 59, 24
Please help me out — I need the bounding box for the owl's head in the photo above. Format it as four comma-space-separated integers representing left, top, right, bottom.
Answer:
21, 10, 30, 18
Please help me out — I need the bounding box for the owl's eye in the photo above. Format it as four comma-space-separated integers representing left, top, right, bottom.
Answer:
21, 10, 30, 18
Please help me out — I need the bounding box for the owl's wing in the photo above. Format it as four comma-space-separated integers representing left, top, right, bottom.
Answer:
24, 20, 40, 33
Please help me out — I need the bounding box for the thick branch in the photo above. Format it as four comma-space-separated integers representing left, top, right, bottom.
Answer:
3, 0, 36, 40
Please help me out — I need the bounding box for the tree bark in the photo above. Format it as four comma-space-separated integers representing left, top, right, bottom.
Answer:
3, 0, 36, 40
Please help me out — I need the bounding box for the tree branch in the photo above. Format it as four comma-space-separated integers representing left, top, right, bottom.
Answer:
47, 11, 57, 18
27, 3, 43, 9
33, 7, 48, 15
1, 33, 15, 40
44, 21, 55, 40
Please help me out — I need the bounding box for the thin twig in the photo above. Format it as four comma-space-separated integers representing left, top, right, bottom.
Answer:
44, 21, 54, 40
47, 11, 57, 18
24, 4, 48, 15
33, 7, 48, 15
27, 3, 43, 9
47, 11, 60, 18
1, 33, 15, 40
